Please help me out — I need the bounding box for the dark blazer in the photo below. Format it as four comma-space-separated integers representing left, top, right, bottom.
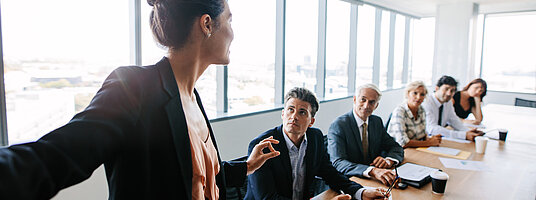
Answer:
327, 111, 404, 177
0, 57, 246, 200
245, 125, 363, 200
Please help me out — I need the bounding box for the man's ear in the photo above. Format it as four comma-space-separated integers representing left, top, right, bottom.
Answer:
199, 14, 213, 37
309, 117, 315, 127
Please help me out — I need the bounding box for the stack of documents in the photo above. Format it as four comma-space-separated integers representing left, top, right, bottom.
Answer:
397, 163, 438, 188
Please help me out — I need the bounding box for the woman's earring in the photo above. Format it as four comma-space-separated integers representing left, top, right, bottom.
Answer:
207, 32, 212, 38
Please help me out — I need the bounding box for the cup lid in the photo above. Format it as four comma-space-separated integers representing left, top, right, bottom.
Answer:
430, 170, 449, 180
475, 136, 488, 141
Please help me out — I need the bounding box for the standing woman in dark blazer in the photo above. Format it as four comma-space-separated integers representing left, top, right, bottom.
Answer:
452, 78, 487, 125
0, 0, 280, 199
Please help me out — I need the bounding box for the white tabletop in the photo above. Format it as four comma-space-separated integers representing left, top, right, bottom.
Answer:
480, 104, 536, 145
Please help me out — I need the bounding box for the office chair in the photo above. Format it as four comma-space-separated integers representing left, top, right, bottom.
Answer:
514, 98, 536, 108
384, 113, 393, 131
226, 155, 249, 200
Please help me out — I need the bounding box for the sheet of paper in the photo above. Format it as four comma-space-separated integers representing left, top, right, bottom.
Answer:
464, 123, 486, 129
397, 163, 438, 182
439, 157, 490, 171
426, 146, 461, 156
483, 129, 500, 140
442, 137, 471, 143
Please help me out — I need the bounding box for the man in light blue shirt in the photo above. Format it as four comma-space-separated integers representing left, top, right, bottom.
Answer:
246, 87, 388, 200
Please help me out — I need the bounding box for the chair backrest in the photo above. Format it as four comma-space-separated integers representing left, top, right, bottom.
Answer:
384, 113, 393, 131
515, 98, 536, 108
226, 155, 249, 200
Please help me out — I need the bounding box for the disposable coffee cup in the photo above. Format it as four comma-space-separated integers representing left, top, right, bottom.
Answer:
498, 129, 508, 141
430, 170, 448, 195
475, 136, 488, 154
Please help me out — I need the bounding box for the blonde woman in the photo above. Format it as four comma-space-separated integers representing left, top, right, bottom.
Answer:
388, 81, 441, 148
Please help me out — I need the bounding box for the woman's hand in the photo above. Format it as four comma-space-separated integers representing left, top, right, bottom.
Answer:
246, 136, 280, 175
427, 135, 442, 146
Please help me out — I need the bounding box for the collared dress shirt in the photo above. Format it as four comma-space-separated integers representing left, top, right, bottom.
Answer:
421, 93, 468, 139
282, 132, 308, 200
387, 102, 427, 146
282, 131, 365, 200
352, 111, 399, 178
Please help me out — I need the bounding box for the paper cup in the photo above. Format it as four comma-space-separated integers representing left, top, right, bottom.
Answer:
430, 170, 449, 195
475, 136, 488, 154
498, 129, 508, 141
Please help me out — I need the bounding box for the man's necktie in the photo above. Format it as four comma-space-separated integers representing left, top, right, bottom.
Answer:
362, 123, 369, 162
438, 104, 444, 126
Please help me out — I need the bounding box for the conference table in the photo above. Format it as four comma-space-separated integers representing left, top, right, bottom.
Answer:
315, 104, 536, 200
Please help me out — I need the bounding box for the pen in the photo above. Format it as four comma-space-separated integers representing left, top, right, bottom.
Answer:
383, 167, 399, 197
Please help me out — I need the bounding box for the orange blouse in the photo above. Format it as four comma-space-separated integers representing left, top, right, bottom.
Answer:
189, 130, 220, 200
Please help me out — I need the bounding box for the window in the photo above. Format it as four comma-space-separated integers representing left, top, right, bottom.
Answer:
227, 0, 276, 115
355, 4, 375, 89
141, 3, 217, 118
1, 0, 130, 145
325, 0, 351, 99
480, 12, 536, 93
141, 3, 167, 66
285, 0, 318, 94
409, 17, 435, 85
378, 9, 390, 90
393, 14, 406, 89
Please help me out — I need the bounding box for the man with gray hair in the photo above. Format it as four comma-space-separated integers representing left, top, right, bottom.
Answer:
328, 84, 404, 186
246, 87, 389, 200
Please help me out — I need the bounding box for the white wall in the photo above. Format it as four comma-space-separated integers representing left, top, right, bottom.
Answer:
482, 91, 536, 106
212, 88, 405, 161
432, 2, 479, 85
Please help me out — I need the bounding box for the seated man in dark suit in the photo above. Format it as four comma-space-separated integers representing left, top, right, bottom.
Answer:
328, 84, 404, 186
246, 87, 389, 200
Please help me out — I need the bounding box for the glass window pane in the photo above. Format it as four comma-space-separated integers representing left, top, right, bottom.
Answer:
227, 0, 275, 114
285, 0, 318, 94
1, 0, 130, 145
325, 0, 351, 99
393, 15, 406, 89
141, 3, 167, 66
355, 4, 375, 89
481, 12, 536, 93
379, 10, 390, 90
409, 17, 435, 86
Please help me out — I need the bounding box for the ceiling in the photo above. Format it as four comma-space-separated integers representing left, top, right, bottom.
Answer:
362, 0, 536, 18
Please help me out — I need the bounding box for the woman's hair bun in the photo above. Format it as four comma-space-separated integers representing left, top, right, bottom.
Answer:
147, 0, 157, 6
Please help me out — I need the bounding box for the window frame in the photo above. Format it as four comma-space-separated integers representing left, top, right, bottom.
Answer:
0, 0, 417, 146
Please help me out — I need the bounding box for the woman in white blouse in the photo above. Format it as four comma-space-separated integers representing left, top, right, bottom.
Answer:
387, 81, 442, 148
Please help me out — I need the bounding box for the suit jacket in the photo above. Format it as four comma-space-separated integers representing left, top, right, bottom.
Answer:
327, 111, 404, 177
0, 57, 246, 200
245, 125, 363, 200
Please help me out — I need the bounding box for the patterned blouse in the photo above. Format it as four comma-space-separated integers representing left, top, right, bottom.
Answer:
387, 103, 427, 146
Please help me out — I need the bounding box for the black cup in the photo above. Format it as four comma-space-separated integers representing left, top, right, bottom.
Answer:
498, 129, 508, 141
430, 171, 448, 195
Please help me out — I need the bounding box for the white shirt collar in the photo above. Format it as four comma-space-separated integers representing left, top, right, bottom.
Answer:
430, 93, 443, 108
352, 110, 369, 127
